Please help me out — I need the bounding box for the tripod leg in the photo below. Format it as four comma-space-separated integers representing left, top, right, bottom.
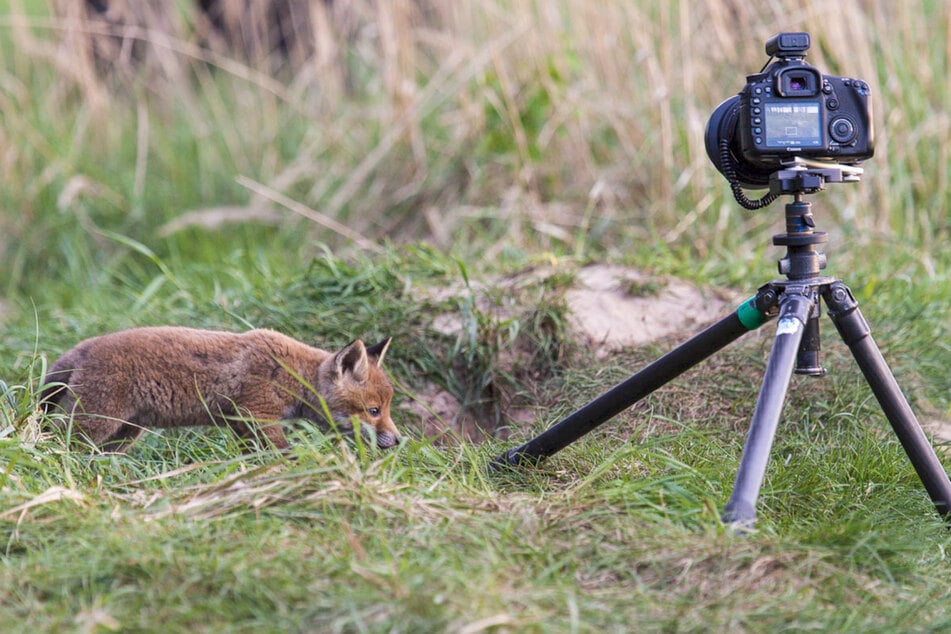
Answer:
491, 290, 780, 469
823, 282, 951, 519
723, 288, 815, 528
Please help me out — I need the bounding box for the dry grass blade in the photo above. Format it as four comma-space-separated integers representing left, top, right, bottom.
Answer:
0, 486, 87, 521
156, 206, 285, 237
235, 176, 383, 252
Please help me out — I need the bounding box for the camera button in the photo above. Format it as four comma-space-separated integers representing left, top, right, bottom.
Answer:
827, 98, 839, 110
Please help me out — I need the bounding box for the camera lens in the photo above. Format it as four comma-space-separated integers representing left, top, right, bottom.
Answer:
704, 97, 738, 174
704, 96, 772, 189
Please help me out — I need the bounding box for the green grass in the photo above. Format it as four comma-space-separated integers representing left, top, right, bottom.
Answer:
2, 419, 950, 631
2, 245, 948, 631
1, 0, 950, 631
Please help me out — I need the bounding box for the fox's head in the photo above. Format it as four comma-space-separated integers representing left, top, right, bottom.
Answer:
314, 337, 401, 449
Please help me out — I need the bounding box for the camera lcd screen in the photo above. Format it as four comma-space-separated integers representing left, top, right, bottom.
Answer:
763, 101, 822, 147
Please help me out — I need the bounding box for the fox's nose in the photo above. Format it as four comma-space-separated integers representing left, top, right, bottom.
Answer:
376, 431, 401, 449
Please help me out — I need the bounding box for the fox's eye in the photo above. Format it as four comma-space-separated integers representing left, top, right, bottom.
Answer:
368, 407, 381, 417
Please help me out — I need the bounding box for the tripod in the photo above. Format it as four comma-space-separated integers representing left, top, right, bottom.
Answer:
493, 164, 951, 529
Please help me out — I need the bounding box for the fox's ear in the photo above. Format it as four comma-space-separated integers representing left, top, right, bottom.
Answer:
365, 337, 392, 366
335, 339, 369, 382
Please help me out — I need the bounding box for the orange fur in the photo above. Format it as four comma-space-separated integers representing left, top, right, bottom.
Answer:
41, 327, 399, 452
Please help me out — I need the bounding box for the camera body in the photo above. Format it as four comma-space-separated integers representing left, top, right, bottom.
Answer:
706, 32, 874, 190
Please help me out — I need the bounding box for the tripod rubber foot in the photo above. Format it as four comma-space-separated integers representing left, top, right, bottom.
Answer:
489, 447, 532, 472
722, 500, 757, 532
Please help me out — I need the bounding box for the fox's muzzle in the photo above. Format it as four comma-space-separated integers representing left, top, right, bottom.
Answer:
332, 416, 400, 449
376, 431, 400, 449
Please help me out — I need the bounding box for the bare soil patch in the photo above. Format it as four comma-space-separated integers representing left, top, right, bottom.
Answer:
564, 264, 739, 357
400, 264, 740, 442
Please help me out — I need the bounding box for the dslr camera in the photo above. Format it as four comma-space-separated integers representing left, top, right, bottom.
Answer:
705, 32, 874, 196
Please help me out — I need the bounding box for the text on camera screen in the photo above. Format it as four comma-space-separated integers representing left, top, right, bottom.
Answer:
764, 102, 822, 148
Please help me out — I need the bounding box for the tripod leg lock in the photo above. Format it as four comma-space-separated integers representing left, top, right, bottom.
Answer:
737, 284, 782, 330
823, 282, 870, 346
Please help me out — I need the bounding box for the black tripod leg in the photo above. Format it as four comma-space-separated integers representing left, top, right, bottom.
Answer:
723, 288, 815, 528
824, 282, 951, 519
492, 290, 780, 469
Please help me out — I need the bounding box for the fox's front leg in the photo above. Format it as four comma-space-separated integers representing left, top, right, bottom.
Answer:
222, 401, 290, 451
226, 418, 289, 450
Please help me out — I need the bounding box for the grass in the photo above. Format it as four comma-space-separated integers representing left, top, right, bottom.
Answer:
2, 420, 950, 631
1, 0, 950, 631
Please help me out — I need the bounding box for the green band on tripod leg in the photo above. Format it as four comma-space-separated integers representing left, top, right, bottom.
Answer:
737, 296, 768, 330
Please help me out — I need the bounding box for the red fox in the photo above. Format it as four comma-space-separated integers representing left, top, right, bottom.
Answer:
41, 327, 400, 452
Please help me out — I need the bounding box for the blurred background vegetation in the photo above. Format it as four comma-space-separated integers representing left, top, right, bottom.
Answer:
1, 0, 948, 302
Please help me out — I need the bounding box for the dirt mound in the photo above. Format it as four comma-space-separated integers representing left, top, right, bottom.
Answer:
565, 264, 738, 357
400, 264, 738, 441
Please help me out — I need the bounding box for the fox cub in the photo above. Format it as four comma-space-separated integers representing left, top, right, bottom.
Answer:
41, 327, 400, 452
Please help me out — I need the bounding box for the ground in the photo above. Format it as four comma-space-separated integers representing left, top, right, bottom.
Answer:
401, 264, 741, 442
